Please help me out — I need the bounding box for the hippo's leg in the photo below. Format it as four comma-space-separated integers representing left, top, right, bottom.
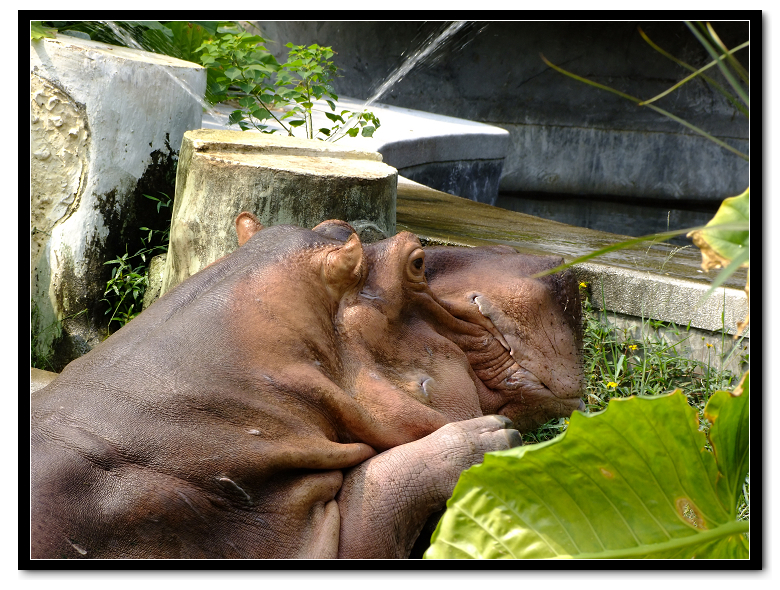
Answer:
335, 415, 521, 558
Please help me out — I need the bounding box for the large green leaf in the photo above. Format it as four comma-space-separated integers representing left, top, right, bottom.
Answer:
705, 373, 750, 518
425, 380, 750, 559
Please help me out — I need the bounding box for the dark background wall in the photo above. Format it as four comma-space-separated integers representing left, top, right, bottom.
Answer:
253, 20, 749, 205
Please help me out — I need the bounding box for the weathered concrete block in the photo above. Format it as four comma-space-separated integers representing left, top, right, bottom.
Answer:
160, 130, 398, 294
30, 35, 206, 370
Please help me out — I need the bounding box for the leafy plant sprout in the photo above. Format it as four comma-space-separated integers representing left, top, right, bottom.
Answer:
32, 21, 380, 142
101, 193, 172, 334
196, 22, 379, 141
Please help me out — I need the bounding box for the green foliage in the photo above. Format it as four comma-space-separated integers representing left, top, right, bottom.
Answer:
425, 374, 749, 559
195, 22, 379, 140
31, 21, 57, 40
695, 188, 749, 264
521, 287, 747, 446
688, 188, 750, 300
579, 287, 746, 412
101, 193, 172, 334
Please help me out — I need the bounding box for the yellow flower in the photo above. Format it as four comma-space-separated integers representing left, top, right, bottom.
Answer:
628, 345, 638, 351
579, 282, 588, 289
607, 382, 618, 389
706, 343, 714, 349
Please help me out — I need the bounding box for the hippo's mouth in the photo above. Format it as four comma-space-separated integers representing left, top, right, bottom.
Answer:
466, 293, 585, 419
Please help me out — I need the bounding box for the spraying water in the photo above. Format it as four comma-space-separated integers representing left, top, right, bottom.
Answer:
364, 21, 469, 109
325, 21, 473, 142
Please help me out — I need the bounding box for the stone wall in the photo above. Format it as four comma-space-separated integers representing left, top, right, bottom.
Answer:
31, 35, 206, 370
252, 20, 749, 202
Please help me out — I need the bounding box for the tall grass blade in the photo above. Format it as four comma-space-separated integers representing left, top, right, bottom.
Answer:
637, 28, 748, 117
540, 54, 748, 161
531, 222, 749, 279
706, 23, 749, 84
685, 22, 749, 108
638, 41, 749, 108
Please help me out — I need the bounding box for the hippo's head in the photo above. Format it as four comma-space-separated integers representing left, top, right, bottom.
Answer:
310, 219, 584, 437
423, 246, 584, 432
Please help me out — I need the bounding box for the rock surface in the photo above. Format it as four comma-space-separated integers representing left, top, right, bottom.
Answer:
30, 35, 206, 369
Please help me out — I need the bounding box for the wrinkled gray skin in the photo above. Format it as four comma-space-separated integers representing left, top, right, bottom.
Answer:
31, 215, 582, 559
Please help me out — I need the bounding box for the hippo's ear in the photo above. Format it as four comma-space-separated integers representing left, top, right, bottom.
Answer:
312, 219, 357, 242
324, 233, 365, 299
236, 212, 264, 246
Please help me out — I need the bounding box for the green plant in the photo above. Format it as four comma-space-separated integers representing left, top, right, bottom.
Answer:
101, 193, 172, 334
32, 21, 380, 140
30, 21, 57, 40
196, 22, 379, 141
425, 374, 749, 558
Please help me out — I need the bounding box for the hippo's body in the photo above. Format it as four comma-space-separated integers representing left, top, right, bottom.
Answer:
31, 214, 583, 559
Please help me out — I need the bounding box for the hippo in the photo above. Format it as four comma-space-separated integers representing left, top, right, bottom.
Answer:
30, 213, 583, 559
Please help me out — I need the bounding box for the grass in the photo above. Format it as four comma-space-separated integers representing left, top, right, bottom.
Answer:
525, 282, 748, 444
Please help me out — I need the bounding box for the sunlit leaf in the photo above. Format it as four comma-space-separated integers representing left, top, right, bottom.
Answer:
688, 188, 749, 270
31, 21, 58, 40
705, 372, 749, 516
223, 66, 241, 81
425, 386, 750, 559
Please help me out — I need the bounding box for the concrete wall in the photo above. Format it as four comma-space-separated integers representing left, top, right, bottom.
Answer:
31, 35, 206, 370
252, 21, 749, 202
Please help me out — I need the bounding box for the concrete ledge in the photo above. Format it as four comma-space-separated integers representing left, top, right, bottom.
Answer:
575, 262, 748, 336
201, 97, 509, 204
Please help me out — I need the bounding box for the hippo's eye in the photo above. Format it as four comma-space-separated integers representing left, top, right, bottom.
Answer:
406, 248, 426, 282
